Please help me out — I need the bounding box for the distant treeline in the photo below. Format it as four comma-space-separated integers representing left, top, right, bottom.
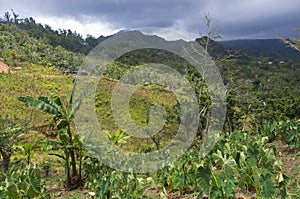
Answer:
0, 10, 109, 55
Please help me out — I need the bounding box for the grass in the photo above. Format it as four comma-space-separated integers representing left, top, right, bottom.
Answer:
0, 66, 74, 127
95, 77, 181, 152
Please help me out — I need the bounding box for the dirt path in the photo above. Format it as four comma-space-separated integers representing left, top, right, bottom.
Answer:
0, 61, 9, 73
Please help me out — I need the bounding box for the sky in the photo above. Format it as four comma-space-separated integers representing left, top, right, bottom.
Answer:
0, 0, 299, 40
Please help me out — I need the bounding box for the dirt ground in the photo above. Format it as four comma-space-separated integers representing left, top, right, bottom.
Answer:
0, 61, 9, 73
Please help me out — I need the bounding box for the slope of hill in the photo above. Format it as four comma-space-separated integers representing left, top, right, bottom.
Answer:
220, 39, 300, 60
3, 16, 103, 55
0, 22, 83, 70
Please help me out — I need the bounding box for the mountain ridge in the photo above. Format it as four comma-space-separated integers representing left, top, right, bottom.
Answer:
219, 38, 300, 60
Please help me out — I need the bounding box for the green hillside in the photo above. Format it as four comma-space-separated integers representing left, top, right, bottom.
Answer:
0, 16, 300, 198
0, 22, 83, 71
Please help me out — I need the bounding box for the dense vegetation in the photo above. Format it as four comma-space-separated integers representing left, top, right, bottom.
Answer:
0, 12, 300, 198
0, 22, 83, 71
1, 10, 106, 55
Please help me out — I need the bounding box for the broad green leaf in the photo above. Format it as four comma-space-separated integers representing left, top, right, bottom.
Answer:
260, 172, 275, 198
27, 185, 39, 198
6, 182, 19, 199
279, 173, 290, 199
18, 96, 59, 116
38, 95, 65, 116
196, 165, 211, 194
224, 156, 237, 178
212, 150, 223, 166
101, 176, 110, 195
284, 132, 295, 143
223, 143, 231, 156
253, 168, 261, 191
224, 178, 236, 197
50, 92, 63, 107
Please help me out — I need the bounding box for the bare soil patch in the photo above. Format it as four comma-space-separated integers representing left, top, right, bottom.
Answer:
0, 61, 9, 73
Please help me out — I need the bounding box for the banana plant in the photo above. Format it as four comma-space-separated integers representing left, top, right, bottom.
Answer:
0, 116, 24, 172
17, 80, 90, 189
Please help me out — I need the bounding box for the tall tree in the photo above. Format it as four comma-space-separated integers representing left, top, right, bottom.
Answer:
11, 9, 19, 24
3, 11, 10, 22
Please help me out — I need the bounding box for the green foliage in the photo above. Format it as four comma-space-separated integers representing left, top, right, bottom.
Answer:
1, 10, 106, 55
276, 119, 300, 150
81, 128, 291, 198
0, 13, 299, 198
21, 142, 36, 164
259, 120, 277, 141
257, 119, 300, 150
84, 161, 147, 198
0, 22, 83, 70
0, 163, 49, 198
221, 55, 300, 131
103, 129, 130, 146
0, 72, 74, 127
0, 116, 24, 172
18, 89, 86, 189
154, 131, 289, 198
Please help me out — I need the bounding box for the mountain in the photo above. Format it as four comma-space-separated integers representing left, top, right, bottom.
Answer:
220, 39, 300, 60
195, 37, 229, 59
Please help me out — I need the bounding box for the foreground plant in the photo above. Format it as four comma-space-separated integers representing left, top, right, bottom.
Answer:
18, 81, 88, 190
154, 131, 290, 198
0, 163, 49, 199
0, 116, 24, 172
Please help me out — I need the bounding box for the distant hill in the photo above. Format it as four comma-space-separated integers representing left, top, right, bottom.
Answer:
220, 39, 300, 60
0, 22, 83, 70
195, 37, 229, 59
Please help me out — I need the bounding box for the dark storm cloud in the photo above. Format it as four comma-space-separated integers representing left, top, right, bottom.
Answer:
1, 0, 300, 39
221, 10, 300, 39
1, 0, 196, 27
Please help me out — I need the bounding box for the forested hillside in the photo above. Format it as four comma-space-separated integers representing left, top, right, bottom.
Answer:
0, 13, 300, 198
0, 23, 83, 71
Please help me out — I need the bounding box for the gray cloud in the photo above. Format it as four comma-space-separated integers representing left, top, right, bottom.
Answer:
0, 0, 299, 39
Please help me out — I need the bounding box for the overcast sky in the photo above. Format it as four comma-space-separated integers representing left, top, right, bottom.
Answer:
0, 0, 299, 40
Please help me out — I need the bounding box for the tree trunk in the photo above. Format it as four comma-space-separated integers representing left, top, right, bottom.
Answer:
65, 151, 71, 185
70, 150, 77, 176
227, 115, 233, 133
67, 126, 77, 176
151, 136, 160, 150
78, 151, 82, 185
0, 149, 11, 173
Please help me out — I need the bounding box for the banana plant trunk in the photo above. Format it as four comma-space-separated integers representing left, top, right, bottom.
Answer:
0, 149, 11, 173
67, 125, 77, 177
